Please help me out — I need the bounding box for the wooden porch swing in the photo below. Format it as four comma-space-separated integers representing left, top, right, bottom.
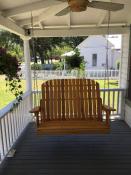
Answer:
30, 79, 115, 134
30, 10, 115, 134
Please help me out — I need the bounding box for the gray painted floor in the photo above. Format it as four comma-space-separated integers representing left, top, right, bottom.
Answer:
1, 120, 131, 175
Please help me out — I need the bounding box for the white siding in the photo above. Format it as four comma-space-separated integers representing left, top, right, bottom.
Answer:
80, 47, 107, 69
78, 35, 120, 70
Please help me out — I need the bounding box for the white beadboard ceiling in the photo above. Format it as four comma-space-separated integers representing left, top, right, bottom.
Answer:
0, 0, 130, 37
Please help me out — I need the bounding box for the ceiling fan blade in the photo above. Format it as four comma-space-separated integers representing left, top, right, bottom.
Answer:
88, 1, 124, 11
56, 6, 70, 16
57, 0, 67, 1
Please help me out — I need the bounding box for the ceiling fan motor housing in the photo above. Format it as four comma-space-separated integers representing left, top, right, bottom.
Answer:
68, 0, 88, 12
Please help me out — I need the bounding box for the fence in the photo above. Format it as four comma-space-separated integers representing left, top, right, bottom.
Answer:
21, 69, 120, 80
85, 70, 119, 80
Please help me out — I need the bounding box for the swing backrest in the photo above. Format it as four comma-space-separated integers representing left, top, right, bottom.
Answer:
40, 79, 102, 121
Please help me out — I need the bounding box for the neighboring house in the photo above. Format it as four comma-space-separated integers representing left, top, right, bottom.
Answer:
76, 35, 121, 70
62, 36, 121, 70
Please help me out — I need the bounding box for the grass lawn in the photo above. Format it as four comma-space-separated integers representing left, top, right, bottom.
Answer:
0, 75, 119, 109
0, 75, 26, 109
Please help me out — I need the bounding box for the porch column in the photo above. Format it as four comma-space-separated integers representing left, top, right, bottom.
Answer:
23, 37, 32, 92
120, 28, 131, 122
120, 32, 130, 89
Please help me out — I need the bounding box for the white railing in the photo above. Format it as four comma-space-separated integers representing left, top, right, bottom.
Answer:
100, 88, 126, 117
0, 92, 32, 163
21, 69, 120, 80
0, 87, 125, 163
32, 88, 125, 117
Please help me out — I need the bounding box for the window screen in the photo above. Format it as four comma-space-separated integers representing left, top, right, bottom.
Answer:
92, 54, 97, 66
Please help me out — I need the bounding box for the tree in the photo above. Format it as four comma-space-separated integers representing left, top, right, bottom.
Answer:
0, 30, 23, 59
0, 47, 23, 104
48, 45, 73, 58
30, 36, 87, 64
30, 37, 62, 64
65, 49, 85, 70
62, 36, 87, 49
0, 29, 87, 65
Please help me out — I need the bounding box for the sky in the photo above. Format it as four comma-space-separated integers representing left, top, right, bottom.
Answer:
107, 35, 122, 49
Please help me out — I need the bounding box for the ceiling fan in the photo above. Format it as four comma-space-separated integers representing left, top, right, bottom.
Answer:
56, 0, 124, 16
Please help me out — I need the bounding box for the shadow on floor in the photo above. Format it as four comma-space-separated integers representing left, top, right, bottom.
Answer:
1, 120, 131, 175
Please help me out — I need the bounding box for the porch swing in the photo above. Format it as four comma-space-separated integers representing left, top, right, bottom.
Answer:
30, 11, 116, 135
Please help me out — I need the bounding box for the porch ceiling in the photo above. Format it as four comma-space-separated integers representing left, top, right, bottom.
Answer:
0, 0, 131, 37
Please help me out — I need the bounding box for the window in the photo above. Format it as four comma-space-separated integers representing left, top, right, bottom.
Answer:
92, 54, 97, 66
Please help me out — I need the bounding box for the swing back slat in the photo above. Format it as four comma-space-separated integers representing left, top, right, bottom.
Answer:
31, 79, 115, 134
41, 79, 102, 121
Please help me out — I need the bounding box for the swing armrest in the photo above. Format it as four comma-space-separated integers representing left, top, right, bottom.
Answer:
102, 105, 116, 125
102, 105, 116, 112
30, 106, 41, 126
30, 106, 40, 114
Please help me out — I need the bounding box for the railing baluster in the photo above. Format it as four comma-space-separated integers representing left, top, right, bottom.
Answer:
117, 91, 120, 114
0, 120, 5, 160
103, 91, 105, 105
12, 109, 17, 141
112, 91, 115, 114
19, 103, 23, 132
21, 101, 24, 129
9, 112, 14, 145
0, 92, 32, 163
3, 118, 8, 154
14, 108, 19, 138
6, 114, 11, 148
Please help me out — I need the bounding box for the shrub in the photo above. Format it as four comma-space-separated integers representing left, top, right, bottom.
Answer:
53, 62, 64, 70
65, 49, 85, 70
0, 47, 23, 105
31, 63, 42, 70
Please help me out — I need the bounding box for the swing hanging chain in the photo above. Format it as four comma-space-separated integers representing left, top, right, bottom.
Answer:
31, 11, 36, 92
104, 10, 111, 106
30, 10, 39, 106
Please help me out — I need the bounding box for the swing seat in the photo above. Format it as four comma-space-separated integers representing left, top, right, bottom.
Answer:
30, 79, 115, 134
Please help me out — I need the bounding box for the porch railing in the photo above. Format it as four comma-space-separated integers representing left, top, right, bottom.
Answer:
32, 88, 126, 117
21, 69, 120, 80
0, 88, 126, 164
100, 88, 126, 117
0, 91, 32, 163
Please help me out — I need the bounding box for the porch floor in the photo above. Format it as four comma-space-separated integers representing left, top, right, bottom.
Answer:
1, 120, 131, 175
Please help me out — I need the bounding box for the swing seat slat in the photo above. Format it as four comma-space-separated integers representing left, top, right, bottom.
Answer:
30, 79, 115, 134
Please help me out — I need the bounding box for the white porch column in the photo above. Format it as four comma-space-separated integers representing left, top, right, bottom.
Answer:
23, 37, 32, 92
22, 36, 33, 114
119, 32, 130, 120
120, 32, 130, 88
120, 28, 131, 126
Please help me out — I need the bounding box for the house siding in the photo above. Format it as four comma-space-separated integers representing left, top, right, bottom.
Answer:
78, 36, 121, 70
80, 47, 107, 69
